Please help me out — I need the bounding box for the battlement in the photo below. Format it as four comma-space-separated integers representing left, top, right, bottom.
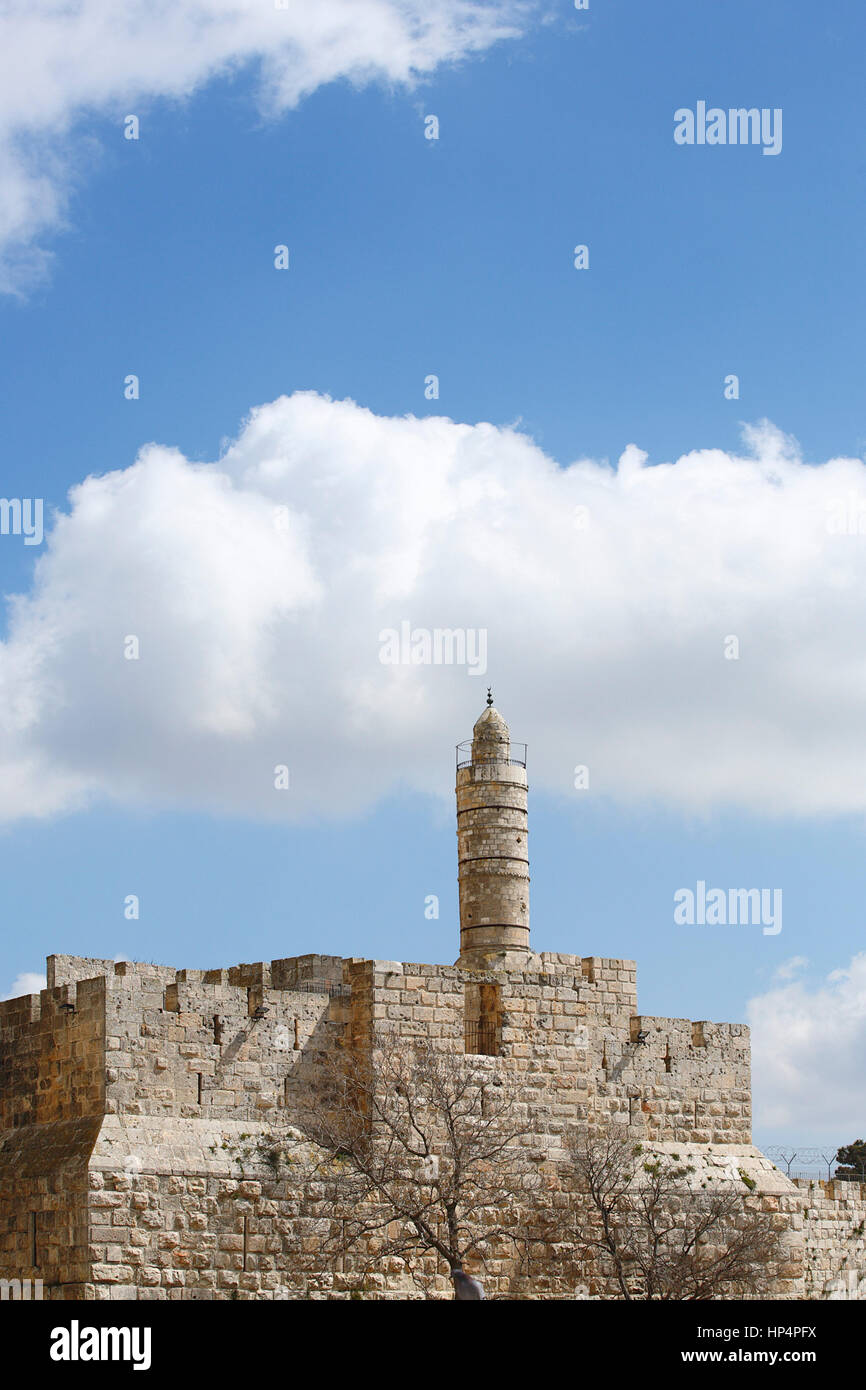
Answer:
0, 945, 765, 1302
0, 974, 108, 1129
0, 954, 350, 1130
0, 949, 751, 1145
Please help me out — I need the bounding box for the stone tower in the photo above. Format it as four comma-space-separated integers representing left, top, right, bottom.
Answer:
456, 693, 532, 969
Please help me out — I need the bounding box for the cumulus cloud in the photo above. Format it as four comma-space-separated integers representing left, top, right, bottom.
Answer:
0, 0, 528, 290
3, 393, 866, 825
1, 970, 47, 1001
749, 954, 866, 1137
771, 956, 809, 983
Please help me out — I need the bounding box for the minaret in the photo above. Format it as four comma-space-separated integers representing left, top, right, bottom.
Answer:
456, 691, 531, 969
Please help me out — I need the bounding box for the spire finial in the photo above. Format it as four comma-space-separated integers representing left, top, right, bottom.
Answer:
486, 686, 493, 707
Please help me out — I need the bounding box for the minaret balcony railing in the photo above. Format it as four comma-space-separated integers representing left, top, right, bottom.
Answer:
456, 741, 527, 771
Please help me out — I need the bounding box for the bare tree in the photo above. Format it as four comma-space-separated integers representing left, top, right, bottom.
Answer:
284, 1033, 539, 1297
559, 1129, 785, 1300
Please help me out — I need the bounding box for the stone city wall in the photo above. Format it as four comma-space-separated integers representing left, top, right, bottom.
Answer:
0, 952, 855, 1299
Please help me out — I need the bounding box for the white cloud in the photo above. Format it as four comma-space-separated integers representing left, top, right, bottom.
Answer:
772, 956, 809, 983
1, 970, 47, 1001
4, 394, 866, 825
749, 954, 866, 1136
0, 0, 528, 291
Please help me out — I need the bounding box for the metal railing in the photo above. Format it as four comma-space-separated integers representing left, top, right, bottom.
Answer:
464, 1023, 499, 1057
788, 1170, 866, 1184
286, 979, 351, 998
456, 741, 527, 771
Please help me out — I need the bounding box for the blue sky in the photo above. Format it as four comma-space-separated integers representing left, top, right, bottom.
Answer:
1, 0, 865, 1149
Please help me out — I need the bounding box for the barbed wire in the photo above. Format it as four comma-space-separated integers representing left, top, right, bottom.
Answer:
763, 1145, 865, 1181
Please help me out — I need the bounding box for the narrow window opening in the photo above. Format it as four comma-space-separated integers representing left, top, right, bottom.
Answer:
464, 981, 501, 1056
664, 1041, 672, 1074
242, 1214, 248, 1272
197, 1072, 203, 1105
293, 1017, 300, 1050
213, 1015, 222, 1045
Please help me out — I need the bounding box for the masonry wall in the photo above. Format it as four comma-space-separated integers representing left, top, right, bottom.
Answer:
0, 1121, 96, 1297
0, 949, 849, 1299
0, 973, 108, 1295
0, 975, 106, 1129
348, 952, 750, 1152
601, 1015, 752, 1143
103, 959, 344, 1122
795, 1177, 866, 1299
84, 1120, 316, 1301
81, 1108, 553, 1301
